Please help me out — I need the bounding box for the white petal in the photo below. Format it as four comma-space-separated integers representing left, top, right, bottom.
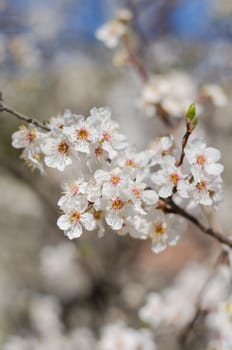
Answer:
159, 183, 173, 198
199, 193, 212, 206
12, 131, 27, 148
57, 215, 70, 230
81, 213, 96, 231
205, 147, 221, 163
41, 138, 56, 155
205, 163, 224, 176
152, 241, 166, 254
185, 149, 196, 164
45, 153, 71, 171
66, 223, 83, 239
75, 198, 88, 212
94, 169, 108, 183
75, 141, 90, 154
177, 180, 189, 198
105, 212, 123, 230
142, 190, 158, 205
151, 171, 166, 185
102, 142, 117, 159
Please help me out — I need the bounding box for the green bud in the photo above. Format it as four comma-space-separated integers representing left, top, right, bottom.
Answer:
191, 116, 198, 128
186, 103, 196, 120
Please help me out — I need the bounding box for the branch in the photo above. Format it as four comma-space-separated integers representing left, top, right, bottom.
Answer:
176, 104, 197, 167
179, 250, 229, 344
0, 98, 50, 131
122, 33, 148, 82
164, 198, 232, 248
175, 127, 192, 167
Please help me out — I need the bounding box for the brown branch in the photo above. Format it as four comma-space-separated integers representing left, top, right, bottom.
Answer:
164, 198, 232, 248
122, 33, 148, 82
176, 104, 198, 167
176, 127, 192, 167
0, 99, 50, 131
121, 35, 176, 127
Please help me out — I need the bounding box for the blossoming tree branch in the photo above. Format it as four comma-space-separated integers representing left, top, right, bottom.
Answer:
1, 7, 232, 350
0, 97, 228, 253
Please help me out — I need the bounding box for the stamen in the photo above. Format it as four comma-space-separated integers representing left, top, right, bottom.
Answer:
110, 174, 120, 185
112, 197, 124, 210
196, 154, 206, 165
169, 172, 180, 185
77, 128, 89, 140
125, 159, 136, 167
58, 141, 69, 154
69, 210, 81, 223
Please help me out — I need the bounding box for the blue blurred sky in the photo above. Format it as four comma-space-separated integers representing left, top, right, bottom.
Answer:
0, 0, 231, 42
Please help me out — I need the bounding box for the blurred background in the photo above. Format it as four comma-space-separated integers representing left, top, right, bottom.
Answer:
0, 0, 232, 349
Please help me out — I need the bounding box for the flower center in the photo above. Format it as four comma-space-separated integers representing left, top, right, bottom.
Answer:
58, 141, 69, 154
102, 131, 111, 141
33, 153, 43, 162
196, 180, 206, 192
27, 129, 36, 143
77, 128, 89, 140
69, 210, 81, 223
95, 146, 103, 157
100, 131, 111, 144
169, 172, 180, 185
154, 222, 167, 235
196, 154, 206, 165
112, 197, 124, 210
125, 159, 136, 168
70, 184, 79, 196
132, 187, 141, 198
110, 174, 121, 185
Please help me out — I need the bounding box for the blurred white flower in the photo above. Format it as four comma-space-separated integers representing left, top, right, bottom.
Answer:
96, 9, 132, 49
98, 321, 156, 350
201, 84, 227, 107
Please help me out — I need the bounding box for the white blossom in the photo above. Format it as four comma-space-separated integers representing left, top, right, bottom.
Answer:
57, 199, 96, 239
98, 321, 156, 350
95, 9, 132, 49
201, 84, 227, 107
151, 155, 188, 198
63, 116, 97, 154
185, 138, 224, 176
41, 133, 73, 171
148, 212, 183, 253
58, 178, 87, 208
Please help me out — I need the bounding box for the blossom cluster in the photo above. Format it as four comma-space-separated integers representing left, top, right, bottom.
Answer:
96, 8, 133, 49
139, 73, 227, 120
95, 9, 227, 123
11, 107, 224, 253
206, 298, 232, 350
139, 261, 231, 332
2, 294, 157, 350
139, 264, 208, 331
139, 71, 199, 119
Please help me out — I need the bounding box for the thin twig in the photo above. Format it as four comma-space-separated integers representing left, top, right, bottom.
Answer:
164, 198, 232, 248
179, 250, 229, 344
176, 125, 192, 167
0, 100, 50, 131
122, 33, 148, 82
122, 34, 174, 127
